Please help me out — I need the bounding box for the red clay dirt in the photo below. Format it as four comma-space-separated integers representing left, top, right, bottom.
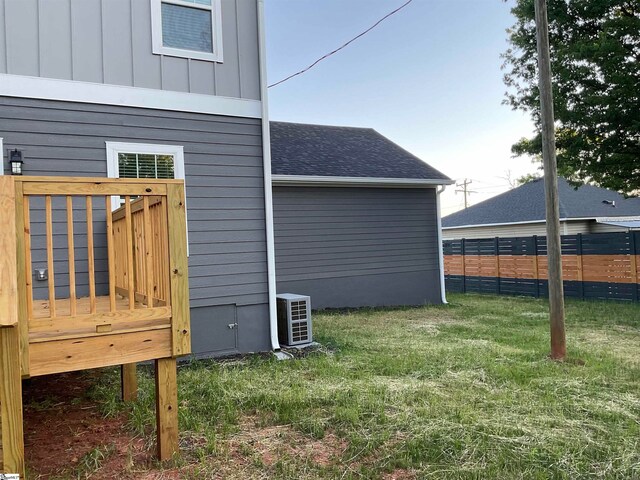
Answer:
23, 370, 152, 479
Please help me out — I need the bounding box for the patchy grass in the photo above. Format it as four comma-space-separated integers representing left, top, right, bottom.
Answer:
30, 294, 640, 479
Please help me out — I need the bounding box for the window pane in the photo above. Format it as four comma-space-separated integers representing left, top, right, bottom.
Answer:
156, 155, 175, 179
137, 154, 157, 179
118, 153, 138, 179
162, 3, 213, 53
117, 153, 175, 179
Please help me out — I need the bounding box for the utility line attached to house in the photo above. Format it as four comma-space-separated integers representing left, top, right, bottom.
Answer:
268, 0, 414, 89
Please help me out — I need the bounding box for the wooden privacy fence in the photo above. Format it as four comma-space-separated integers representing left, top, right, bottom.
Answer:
444, 232, 640, 302
0, 176, 190, 476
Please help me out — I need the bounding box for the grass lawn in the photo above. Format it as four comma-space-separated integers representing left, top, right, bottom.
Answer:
38, 294, 640, 479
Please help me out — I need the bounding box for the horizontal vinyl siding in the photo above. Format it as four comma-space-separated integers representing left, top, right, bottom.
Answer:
442, 221, 594, 240
589, 222, 630, 234
0, 0, 260, 100
0, 96, 268, 308
273, 186, 443, 308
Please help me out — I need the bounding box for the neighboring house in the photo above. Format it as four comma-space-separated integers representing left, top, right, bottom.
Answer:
0, 0, 277, 358
270, 122, 453, 308
442, 178, 640, 240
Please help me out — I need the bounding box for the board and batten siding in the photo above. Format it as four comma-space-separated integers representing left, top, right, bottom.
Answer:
0, 96, 270, 355
273, 186, 443, 309
0, 0, 260, 100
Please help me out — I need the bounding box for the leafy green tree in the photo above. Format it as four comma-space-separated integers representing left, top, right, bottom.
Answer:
516, 172, 542, 185
503, 0, 640, 195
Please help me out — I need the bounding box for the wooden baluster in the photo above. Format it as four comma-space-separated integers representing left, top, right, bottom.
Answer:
125, 196, 135, 310
23, 196, 33, 321
86, 196, 96, 314
143, 196, 154, 307
105, 197, 117, 312
66, 196, 77, 316
45, 195, 56, 318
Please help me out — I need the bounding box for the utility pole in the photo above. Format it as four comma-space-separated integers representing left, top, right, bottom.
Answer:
534, 0, 566, 360
455, 178, 475, 209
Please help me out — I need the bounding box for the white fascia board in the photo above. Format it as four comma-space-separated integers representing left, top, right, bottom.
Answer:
442, 217, 600, 230
257, 0, 280, 352
0, 73, 261, 119
272, 175, 455, 187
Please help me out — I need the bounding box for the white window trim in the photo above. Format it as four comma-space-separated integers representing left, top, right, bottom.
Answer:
150, 0, 224, 63
105, 141, 188, 254
0, 138, 4, 176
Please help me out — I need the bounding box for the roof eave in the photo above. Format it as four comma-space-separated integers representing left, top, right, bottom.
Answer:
272, 174, 455, 188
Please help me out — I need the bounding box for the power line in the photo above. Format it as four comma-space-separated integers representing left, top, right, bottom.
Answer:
268, 0, 414, 89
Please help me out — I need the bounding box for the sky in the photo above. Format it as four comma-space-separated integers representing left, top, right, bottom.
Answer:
264, 0, 540, 216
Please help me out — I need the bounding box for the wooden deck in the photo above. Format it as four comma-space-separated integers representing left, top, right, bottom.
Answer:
0, 176, 192, 475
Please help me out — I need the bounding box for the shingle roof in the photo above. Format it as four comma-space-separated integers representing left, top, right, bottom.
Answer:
269, 121, 451, 182
442, 177, 640, 228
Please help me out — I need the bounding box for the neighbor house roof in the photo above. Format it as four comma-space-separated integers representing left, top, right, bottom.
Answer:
442, 177, 640, 229
269, 121, 452, 186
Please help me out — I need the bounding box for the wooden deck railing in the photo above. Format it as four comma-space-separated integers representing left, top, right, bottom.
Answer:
0, 176, 191, 475
112, 195, 170, 308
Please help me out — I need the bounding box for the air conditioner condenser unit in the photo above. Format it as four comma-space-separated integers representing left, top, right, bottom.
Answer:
276, 293, 312, 347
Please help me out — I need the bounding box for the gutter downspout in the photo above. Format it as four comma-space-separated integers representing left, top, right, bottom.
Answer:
257, 0, 280, 351
436, 185, 448, 304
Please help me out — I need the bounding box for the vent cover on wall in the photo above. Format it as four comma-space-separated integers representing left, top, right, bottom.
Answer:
276, 293, 312, 347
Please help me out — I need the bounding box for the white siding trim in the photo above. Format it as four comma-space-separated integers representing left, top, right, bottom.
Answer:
436, 186, 447, 304
257, 0, 279, 352
0, 73, 262, 118
0, 138, 4, 176
272, 175, 454, 187
150, 0, 224, 63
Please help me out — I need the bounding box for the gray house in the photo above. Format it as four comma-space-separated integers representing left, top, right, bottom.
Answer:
0, 1, 453, 359
443, 178, 640, 239
0, 0, 277, 358
270, 122, 453, 308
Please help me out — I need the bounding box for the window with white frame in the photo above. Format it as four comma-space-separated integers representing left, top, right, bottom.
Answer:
106, 141, 189, 253
151, 0, 224, 62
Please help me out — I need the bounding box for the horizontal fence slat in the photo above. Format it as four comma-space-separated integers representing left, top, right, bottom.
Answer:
444, 231, 639, 302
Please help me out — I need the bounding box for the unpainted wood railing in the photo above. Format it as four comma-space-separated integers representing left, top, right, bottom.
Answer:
0, 176, 191, 476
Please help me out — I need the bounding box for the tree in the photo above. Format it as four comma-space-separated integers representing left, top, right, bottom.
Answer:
516, 172, 542, 185
503, 0, 640, 195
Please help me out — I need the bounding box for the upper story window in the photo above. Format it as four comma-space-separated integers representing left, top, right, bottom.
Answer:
151, 0, 224, 62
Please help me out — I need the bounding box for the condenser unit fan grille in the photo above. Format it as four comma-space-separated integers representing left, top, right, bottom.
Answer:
290, 300, 308, 321
291, 320, 309, 343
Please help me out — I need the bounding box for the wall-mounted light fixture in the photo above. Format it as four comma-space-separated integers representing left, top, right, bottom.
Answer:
9, 149, 24, 175
34, 268, 48, 281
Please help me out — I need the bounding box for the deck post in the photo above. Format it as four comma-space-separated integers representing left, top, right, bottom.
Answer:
121, 363, 138, 402
167, 183, 191, 356
0, 176, 25, 476
0, 327, 24, 477
155, 357, 178, 461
